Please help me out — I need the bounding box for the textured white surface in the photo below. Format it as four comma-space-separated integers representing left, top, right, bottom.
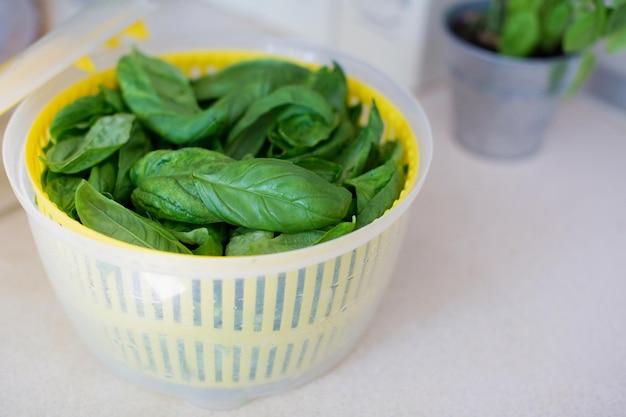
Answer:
2, 85, 626, 416
2, 1, 626, 415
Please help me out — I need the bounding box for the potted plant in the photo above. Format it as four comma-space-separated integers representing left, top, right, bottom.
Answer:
443, 0, 626, 158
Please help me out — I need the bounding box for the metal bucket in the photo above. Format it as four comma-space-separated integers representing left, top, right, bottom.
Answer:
442, 1, 579, 159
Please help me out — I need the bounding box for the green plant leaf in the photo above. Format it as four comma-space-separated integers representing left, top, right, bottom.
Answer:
307, 62, 349, 116
75, 180, 192, 254
540, 1, 571, 53
293, 157, 343, 183
335, 101, 383, 183
48, 93, 115, 141
313, 220, 356, 245
88, 156, 117, 195
566, 50, 597, 98
192, 59, 311, 101
193, 158, 353, 233
507, 0, 542, 14
606, 4, 626, 53
345, 160, 399, 214
225, 227, 326, 256
161, 221, 227, 256
113, 123, 153, 204
132, 175, 223, 224
606, 26, 626, 53
42, 170, 83, 219
500, 11, 541, 57
355, 163, 406, 229
226, 85, 337, 152
563, 11, 603, 53
99, 85, 128, 113
117, 49, 226, 145
130, 147, 233, 186
44, 113, 135, 174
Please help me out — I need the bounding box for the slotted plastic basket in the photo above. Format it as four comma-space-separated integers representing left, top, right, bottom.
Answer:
3, 30, 432, 409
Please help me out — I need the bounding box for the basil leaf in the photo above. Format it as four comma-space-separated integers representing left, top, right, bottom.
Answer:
564, 10, 603, 53
355, 163, 406, 228
113, 123, 153, 204
225, 227, 326, 256
48, 93, 115, 141
345, 159, 398, 213
335, 100, 383, 183
44, 113, 135, 174
88, 156, 117, 195
500, 11, 541, 57
283, 118, 356, 161
130, 147, 234, 186
193, 158, 353, 233
117, 48, 226, 145
275, 109, 338, 149
42, 170, 83, 220
75, 180, 192, 254
132, 175, 223, 224
99, 85, 128, 113
224, 107, 283, 159
313, 220, 356, 245
226, 85, 336, 151
294, 157, 343, 183
193, 234, 225, 256
308, 62, 349, 116
193, 58, 311, 101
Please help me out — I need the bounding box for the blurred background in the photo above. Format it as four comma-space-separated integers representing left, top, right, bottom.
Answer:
2, 0, 625, 103
0, 0, 467, 92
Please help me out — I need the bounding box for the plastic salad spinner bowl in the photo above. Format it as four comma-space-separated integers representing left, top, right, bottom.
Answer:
2, 32, 433, 409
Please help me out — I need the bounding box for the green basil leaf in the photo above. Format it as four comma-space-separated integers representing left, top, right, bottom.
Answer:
130, 147, 234, 186
193, 158, 352, 233
540, 2, 571, 53
276, 110, 338, 149
606, 4, 626, 53
226, 85, 336, 150
355, 163, 405, 228
293, 157, 343, 183
75, 180, 192, 254
113, 123, 153, 204
193, 58, 311, 101
283, 118, 356, 161
99, 85, 128, 113
345, 159, 398, 213
308, 62, 349, 115
224, 107, 284, 159
42, 170, 83, 219
160, 221, 227, 256
335, 100, 383, 183
563, 11, 603, 53
44, 113, 135, 174
88, 156, 117, 195
132, 175, 222, 224
225, 227, 325, 256
116, 48, 226, 145
48, 93, 115, 141
500, 11, 541, 57
313, 220, 356, 245
193, 234, 225, 256
566, 51, 597, 97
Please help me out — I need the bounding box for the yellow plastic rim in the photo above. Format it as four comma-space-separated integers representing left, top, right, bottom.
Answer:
25, 50, 420, 255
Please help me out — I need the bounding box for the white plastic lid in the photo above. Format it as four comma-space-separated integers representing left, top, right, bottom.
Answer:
0, 0, 159, 116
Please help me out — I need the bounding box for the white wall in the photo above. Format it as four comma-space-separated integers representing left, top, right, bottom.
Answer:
200, 0, 437, 90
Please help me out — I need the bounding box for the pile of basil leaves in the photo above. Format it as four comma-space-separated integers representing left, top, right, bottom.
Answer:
40, 48, 407, 256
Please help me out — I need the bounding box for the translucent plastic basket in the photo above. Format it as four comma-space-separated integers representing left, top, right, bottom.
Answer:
3, 34, 433, 409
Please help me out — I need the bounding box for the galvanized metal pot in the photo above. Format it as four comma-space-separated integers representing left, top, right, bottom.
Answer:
443, 1, 579, 159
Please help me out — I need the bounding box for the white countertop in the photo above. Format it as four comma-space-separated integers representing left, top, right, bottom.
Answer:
2, 2, 626, 416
